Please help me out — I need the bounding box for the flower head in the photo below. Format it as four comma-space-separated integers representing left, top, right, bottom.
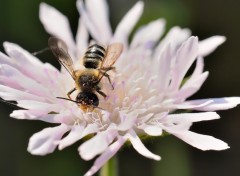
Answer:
1, 0, 240, 176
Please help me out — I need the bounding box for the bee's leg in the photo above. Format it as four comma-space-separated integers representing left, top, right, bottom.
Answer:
96, 86, 107, 98
102, 72, 114, 90
67, 87, 76, 99
98, 69, 114, 90
97, 66, 115, 77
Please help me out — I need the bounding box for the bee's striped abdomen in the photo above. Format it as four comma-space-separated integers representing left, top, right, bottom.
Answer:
83, 44, 106, 69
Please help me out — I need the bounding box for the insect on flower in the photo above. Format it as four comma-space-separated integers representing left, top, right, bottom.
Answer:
48, 37, 123, 112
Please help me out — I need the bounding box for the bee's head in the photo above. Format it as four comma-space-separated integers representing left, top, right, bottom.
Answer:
57, 92, 100, 112
76, 92, 99, 107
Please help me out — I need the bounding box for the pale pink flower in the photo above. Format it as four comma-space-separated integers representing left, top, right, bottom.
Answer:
0, 0, 239, 176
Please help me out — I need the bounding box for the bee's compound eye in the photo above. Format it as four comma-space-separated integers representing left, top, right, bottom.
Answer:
76, 92, 99, 106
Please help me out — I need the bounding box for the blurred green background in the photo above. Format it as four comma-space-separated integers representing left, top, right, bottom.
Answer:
0, 0, 240, 176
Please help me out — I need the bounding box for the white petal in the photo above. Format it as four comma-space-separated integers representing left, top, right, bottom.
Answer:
10, 110, 40, 120
173, 131, 229, 151
27, 124, 69, 155
0, 51, 15, 66
11, 109, 59, 123
198, 36, 226, 57
39, 3, 75, 55
11, 100, 59, 119
127, 130, 161, 160
58, 125, 84, 150
59, 124, 98, 150
141, 125, 163, 136
17, 100, 59, 112
175, 99, 213, 109
167, 112, 220, 123
79, 128, 118, 160
3, 42, 60, 87
0, 64, 52, 98
183, 97, 240, 111
84, 136, 126, 176
190, 57, 204, 77
81, 123, 100, 136
170, 36, 198, 91
117, 111, 137, 131
76, 0, 102, 43
179, 57, 205, 90
0, 85, 46, 102
154, 26, 191, 59
156, 44, 172, 91
130, 19, 166, 48
49, 110, 77, 124
10, 110, 60, 123
4, 42, 43, 67
162, 122, 192, 132
175, 57, 207, 101
76, 18, 88, 60
177, 71, 209, 101
112, 1, 144, 45
85, 0, 112, 43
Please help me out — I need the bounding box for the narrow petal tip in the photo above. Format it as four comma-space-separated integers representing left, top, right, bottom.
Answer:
198, 35, 226, 57
39, 2, 51, 17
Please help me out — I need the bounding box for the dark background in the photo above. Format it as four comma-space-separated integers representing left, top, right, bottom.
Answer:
0, 0, 240, 176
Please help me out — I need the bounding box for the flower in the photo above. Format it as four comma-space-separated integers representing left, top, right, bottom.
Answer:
0, 0, 239, 176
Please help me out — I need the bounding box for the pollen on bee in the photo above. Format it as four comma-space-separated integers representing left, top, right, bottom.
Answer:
79, 104, 94, 112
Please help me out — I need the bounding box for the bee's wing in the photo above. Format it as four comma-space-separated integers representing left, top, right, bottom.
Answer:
48, 37, 76, 80
102, 43, 123, 68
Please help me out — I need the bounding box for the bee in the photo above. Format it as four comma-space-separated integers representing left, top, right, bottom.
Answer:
48, 37, 123, 112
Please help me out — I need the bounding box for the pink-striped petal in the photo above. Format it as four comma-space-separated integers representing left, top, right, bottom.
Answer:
0, 64, 52, 98
3, 42, 60, 87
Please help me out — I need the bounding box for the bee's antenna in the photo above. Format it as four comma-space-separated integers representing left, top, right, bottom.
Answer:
93, 106, 105, 111
32, 47, 50, 56
56, 97, 105, 111
56, 97, 79, 103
